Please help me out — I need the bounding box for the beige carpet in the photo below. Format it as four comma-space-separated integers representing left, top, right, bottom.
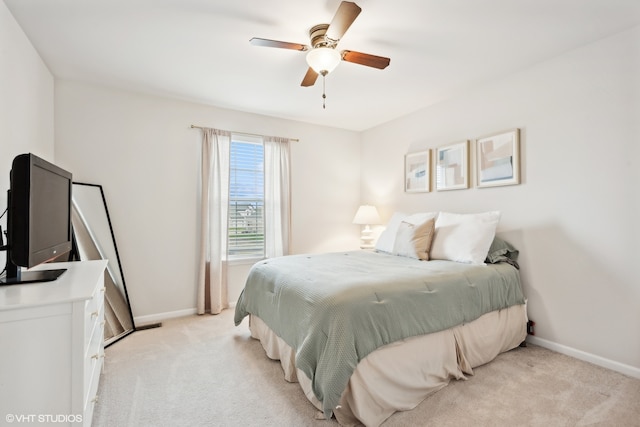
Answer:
93, 309, 640, 427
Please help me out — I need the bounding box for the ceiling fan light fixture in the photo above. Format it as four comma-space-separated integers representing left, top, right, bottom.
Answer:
306, 47, 341, 74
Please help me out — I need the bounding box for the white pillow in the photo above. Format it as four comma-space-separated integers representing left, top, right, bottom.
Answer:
374, 212, 406, 253
375, 211, 438, 253
430, 211, 501, 264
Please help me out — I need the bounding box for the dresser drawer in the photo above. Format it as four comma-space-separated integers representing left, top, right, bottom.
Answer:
84, 285, 105, 348
84, 314, 104, 408
84, 361, 102, 427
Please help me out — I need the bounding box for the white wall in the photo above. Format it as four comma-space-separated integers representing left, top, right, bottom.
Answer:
362, 26, 640, 373
54, 81, 361, 320
0, 2, 54, 268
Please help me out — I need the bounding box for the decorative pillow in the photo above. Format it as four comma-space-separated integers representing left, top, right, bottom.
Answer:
430, 211, 501, 264
375, 212, 438, 254
391, 218, 435, 260
485, 236, 520, 268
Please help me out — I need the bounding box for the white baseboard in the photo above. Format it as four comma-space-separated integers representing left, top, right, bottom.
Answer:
526, 335, 640, 380
134, 308, 198, 326
134, 302, 237, 327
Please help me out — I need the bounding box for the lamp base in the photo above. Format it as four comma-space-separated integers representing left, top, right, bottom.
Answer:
360, 225, 375, 250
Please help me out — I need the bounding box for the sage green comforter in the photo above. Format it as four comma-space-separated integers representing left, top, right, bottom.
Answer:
234, 251, 525, 419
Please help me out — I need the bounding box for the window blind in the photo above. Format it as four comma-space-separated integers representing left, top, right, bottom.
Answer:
228, 136, 265, 258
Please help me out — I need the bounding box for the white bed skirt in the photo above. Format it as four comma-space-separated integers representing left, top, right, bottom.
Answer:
249, 303, 527, 427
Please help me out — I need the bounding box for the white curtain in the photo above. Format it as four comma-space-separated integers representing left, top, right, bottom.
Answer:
197, 128, 231, 315
264, 137, 291, 258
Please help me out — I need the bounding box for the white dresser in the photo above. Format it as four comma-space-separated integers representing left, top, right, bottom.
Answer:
0, 260, 108, 427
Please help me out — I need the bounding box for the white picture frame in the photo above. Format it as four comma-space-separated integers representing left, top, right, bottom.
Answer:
476, 129, 520, 188
404, 150, 430, 193
435, 140, 469, 191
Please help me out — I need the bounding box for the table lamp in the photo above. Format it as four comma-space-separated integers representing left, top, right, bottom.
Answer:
352, 205, 381, 249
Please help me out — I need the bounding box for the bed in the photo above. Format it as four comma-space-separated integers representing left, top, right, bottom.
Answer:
234, 211, 527, 426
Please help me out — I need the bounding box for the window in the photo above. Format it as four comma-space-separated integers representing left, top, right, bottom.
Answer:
228, 134, 264, 258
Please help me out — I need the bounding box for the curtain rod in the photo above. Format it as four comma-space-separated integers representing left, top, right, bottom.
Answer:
190, 125, 299, 142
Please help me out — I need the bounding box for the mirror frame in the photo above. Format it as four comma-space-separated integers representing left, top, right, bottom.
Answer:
71, 182, 135, 347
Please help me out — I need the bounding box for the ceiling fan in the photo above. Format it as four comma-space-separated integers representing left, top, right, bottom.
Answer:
250, 1, 390, 107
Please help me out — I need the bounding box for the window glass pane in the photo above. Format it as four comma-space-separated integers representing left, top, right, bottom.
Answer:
228, 137, 264, 258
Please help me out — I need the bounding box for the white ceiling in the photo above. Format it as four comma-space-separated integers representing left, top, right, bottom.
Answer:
5, 0, 640, 131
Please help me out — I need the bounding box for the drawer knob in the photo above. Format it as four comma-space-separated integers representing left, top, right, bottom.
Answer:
92, 395, 99, 404
91, 353, 100, 360
91, 311, 99, 318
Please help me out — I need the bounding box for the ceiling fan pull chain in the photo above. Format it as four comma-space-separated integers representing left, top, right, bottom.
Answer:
322, 74, 327, 109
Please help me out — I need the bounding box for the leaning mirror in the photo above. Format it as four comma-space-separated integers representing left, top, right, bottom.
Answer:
71, 182, 135, 346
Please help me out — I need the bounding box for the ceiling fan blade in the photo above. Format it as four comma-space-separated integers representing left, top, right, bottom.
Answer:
326, 1, 362, 41
342, 50, 390, 69
301, 68, 319, 87
250, 37, 309, 51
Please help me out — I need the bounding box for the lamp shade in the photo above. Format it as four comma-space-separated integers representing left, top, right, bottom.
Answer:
306, 47, 341, 74
352, 205, 381, 225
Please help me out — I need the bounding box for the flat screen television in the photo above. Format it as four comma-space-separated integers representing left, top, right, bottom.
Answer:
0, 153, 73, 285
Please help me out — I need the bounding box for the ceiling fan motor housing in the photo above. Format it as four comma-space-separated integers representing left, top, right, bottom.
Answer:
309, 24, 334, 48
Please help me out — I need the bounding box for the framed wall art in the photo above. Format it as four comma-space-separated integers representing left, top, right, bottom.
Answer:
435, 140, 469, 191
404, 150, 430, 193
476, 129, 520, 188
